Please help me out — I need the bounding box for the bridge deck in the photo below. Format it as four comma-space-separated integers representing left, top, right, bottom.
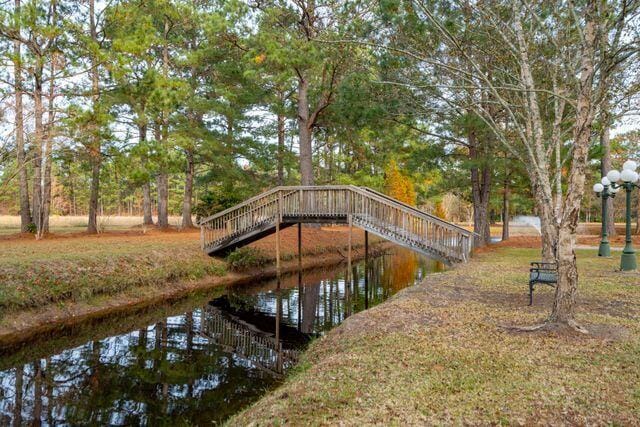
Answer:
199, 186, 474, 264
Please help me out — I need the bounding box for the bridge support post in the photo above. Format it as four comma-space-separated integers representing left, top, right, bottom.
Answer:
298, 223, 302, 269
297, 222, 303, 331
349, 215, 354, 278
346, 215, 353, 317
363, 230, 369, 309
275, 220, 281, 276
365, 230, 368, 262
348, 215, 352, 266
275, 287, 283, 373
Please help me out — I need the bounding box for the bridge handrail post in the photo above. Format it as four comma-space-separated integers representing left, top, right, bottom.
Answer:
346, 188, 351, 216
299, 189, 303, 215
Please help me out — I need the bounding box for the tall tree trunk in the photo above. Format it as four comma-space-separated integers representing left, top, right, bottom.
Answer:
139, 123, 154, 226
155, 121, 168, 229
550, 3, 597, 326
181, 149, 194, 228
469, 129, 492, 247
41, 43, 57, 236
156, 16, 170, 229
143, 182, 153, 226
87, 0, 101, 234
551, 80, 566, 220
32, 61, 44, 238
600, 125, 616, 236
13, 0, 31, 231
554, 133, 562, 218
297, 76, 314, 186
277, 110, 285, 185
42, 136, 52, 234
535, 183, 558, 262
513, 6, 558, 262
502, 178, 510, 241
88, 159, 100, 232
157, 173, 169, 229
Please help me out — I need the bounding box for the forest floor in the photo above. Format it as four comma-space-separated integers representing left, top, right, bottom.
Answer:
0, 226, 384, 348
230, 237, 640, 425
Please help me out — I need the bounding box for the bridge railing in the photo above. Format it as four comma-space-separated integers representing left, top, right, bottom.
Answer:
199, 188, 282, 251
199, 186, 474, 262
348, 186, 473, 261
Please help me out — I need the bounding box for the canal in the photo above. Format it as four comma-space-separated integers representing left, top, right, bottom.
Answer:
0, 246, 443, 425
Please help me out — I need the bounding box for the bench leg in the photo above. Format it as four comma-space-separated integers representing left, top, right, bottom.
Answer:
529, 282, 534, 306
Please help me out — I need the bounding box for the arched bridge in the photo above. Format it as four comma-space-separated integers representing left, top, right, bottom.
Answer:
199, 186, 474, 264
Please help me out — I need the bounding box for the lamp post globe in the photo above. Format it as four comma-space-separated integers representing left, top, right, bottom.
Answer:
593, 183, 604, 193
621, 169, 636, 183
607, 169, 621, 183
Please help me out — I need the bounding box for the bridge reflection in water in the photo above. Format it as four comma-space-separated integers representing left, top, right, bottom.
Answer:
201, 305, 301, 376
0, 247, 443, 425
201, 248, 444, 377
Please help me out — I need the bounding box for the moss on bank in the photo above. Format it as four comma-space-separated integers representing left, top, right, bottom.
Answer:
229, 246, 640, 425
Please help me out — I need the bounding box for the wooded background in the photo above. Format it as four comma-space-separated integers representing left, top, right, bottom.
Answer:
0, 0, 638, 245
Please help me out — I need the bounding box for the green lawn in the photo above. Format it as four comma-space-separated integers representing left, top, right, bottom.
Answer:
229, 246, 640, 425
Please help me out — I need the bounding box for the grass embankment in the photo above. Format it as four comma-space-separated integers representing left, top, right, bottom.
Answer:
0, 226, 379, 347
0, 231, 223, 310
230, 239, 640, 425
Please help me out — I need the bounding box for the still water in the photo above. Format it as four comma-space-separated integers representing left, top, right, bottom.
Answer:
0, 247, 443, 425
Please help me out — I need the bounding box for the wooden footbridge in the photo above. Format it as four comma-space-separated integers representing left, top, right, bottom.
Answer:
199, 186, 474, 264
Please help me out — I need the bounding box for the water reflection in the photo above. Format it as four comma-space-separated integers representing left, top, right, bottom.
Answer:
0, 247, 443, 425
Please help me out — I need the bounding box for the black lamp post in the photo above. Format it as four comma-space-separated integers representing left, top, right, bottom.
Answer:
593, 178, 617, 257
604, 161, 639, 271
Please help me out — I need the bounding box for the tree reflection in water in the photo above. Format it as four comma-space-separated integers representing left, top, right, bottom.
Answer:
0, 247, 443, 425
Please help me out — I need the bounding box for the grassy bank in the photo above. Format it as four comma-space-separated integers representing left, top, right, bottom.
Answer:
230, 241, 640, 425
0, 230, 223, 310
0, 226, 379, 346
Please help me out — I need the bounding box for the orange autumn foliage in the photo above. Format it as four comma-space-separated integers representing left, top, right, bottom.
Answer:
384, 160, 416, 206
434, 202, 447, 219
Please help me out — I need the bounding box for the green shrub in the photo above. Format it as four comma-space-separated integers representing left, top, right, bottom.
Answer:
226, 247, 272, 272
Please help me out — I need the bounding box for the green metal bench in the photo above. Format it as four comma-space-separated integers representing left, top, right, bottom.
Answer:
529, 262, 557, 305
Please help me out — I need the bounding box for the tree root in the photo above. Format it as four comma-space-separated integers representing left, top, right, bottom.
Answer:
500, 319, 589, 334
